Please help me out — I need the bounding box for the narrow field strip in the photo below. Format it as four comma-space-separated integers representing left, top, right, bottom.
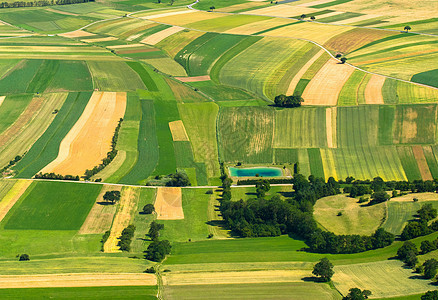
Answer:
155, 187, 183, 220
364, 74, 385, 104
412, 145, 433, 181
164, 270, 310, 286
41, 92, 126, 176
59, 30, 95, 38
326, 107, 337, 148
0, 180, 31, 223
286, 49, 324, 95
107, 43, 144, 49
82, 36, 118, 43
104, 187, 141, 253
141, 26, 184, 45
0, 96, 5, 107
169, 120, 189, 141
302, 58, 355, 105
142, 9, 195, 20
175, 75, 211, 82
0, 273, 156, 289
79, 185, 121, 234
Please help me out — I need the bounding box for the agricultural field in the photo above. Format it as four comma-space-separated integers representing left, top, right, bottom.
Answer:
0, 0, 438, 298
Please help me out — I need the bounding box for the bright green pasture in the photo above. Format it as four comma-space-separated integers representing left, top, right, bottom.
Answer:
218, 106, 274, 164
274, 107, 327, 148
3, 181, 102, 230
397, 146, 422, 181
0, 94, 33, 134
87, 61, 146, 91
164, 282, 340, 300
13, 92, 91, 179
0, 59, 42, 94
314, 194, 385, 235
160, 189, 210, 242
186, 14, 270, 32
412, 68, 438, 88
26, 60, 59, 94
219, 37, 307, 100
176, 33, 245, 76
46, 60, 93, 92
0, 286, 157, 299
178, 102, 220, 178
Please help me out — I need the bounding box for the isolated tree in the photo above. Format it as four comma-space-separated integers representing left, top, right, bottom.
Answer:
423, 259, 438, 279
310, 16, 316, 21
312, 257, 334, 282
209, 5, 215, 11
148, 221, 164, 241
422, 290, 438, 300
103, 190, 121, 204
19, 254, 30, 261
340, 57, 348, 64
300, 14, 306, 19
342, 288, 372, 300
256, 180, 271, 198
142, 204, 155, 214
145, 240, 171, 262
404, 25, 411, 32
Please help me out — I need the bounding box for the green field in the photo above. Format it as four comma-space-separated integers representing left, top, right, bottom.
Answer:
3, 181, 101, 230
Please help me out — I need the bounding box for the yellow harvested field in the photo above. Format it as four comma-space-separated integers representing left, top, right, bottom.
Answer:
218, 2, 268, 12
152, 11, 222, 26
82, 36, 118, 43
226, 18, 294, 35
143, 9, 195, 20
297, 0, 333, 6
41, 92, 126, 176
356, 49, 438, 66
141, 26, 184, 45
79, 185, 121, 234
0, 180, 31, 223
0, 96, 5, 107
413, 145, 433, 181
248, 4, 317, 17
164, 270, 310, 285
59, 30, 95, 38
169, 120, 189, 141
155, 187, 184, 220
104, 187, 141, 253
326, 107, 337, 148
0, 273, 156, 289
175, 75, 210, 82
287, 49, 325, 95
321, 148, 337, 180
302, 59, 355, 105
364, 74, 385, 104
267, 22, 353, 44
107, 43, 144, 49
390, 192, 438, 202
335, 14, 381, 25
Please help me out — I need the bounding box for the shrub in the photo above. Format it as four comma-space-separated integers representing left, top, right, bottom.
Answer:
142, 204, 155, 214
19, 254, 30, 261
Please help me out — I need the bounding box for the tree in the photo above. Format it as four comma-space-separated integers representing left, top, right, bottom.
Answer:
397, 241, 418, 259
369, 191, 390, 205
310, 16, 315, 21
209, 5, 215, 11
312, 257, 334, 282
274, 94, 303, 108
423, 259, 438, 279
422, 290, 438, 300
421, 240, 437, 254
166, 171, 191, 187
342, 288, 372, 300
19, 254, 30, 261
256, 180, 270, 198
340, 57, 347, 64
148, 221, 164, 241
142, 204, 155, 214
145, 240, 171, 262
300, 14, 306, 19
404, 25, 411, 32
103, 190, 121, 204
404, 250, 418, 268
418, 203, 437, 222
293, 162, 300, 174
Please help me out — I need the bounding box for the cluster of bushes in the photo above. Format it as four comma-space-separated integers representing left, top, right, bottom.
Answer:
219, 171, 395, 254
401, 204, 438, 240
145, 221, 171, 262
0, 0, 93, 8
1, 155, 22, 175
274, 94, 303, 108
84, 118, 123, 180
146, 170, 191, 187
34, 172, 79, 181
237, 178, 293, 185
100, 230, 110, 251
118, 224, 135, 252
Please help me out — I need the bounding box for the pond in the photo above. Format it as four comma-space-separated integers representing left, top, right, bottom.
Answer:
229, 167, 283, 177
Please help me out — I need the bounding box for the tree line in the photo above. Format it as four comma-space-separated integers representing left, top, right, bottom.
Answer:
0, 0, 93, 8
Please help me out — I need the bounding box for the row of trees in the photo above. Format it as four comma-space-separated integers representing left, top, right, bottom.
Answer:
84, 118, 123, 180
0, 0, 92, 8
1, 155, 22, 176
118, 224, 135, 252
34, 172, 79, 181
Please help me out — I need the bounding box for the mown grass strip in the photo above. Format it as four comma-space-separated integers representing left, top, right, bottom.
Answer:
318, 12, 363, 23
397, 146, 422, 181
308, 148, 325, 178
378, 105, 395, 145
253, 21, 299, 35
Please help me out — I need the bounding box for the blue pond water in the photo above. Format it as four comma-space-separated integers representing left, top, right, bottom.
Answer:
229, 167, 282, 177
